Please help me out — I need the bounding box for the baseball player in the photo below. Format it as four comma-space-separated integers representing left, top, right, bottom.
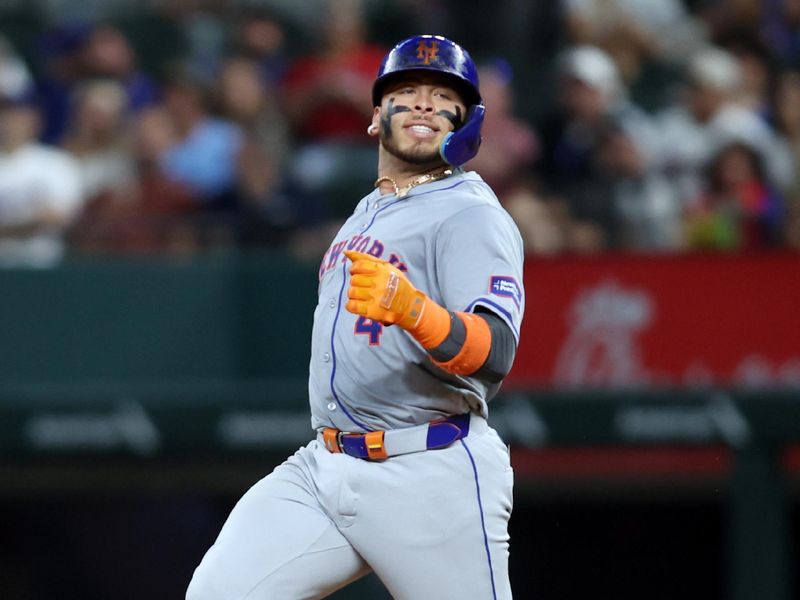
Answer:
187, 34, 524, 600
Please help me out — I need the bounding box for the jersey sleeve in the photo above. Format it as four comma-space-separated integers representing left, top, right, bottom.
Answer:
434, 202, 525, 343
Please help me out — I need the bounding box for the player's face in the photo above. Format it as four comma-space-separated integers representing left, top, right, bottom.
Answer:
374, 75, 466, 166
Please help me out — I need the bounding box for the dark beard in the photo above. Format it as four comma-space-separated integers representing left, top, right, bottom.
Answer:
380, 128, 445, 167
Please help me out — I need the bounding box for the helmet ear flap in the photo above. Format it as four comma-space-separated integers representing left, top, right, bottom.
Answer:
439, 103, 485, 167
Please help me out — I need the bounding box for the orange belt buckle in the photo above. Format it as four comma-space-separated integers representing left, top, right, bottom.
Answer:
364, 430, 388, 460
323, 428, 342, 453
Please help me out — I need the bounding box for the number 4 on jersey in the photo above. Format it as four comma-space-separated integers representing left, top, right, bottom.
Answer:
355, 317, 383, 345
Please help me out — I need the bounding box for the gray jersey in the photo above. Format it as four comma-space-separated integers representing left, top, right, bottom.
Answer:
309, 170, 525, 432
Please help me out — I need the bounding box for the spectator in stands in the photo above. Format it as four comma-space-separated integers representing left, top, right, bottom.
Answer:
595, 126, 684, 251
0, 90, 83, 266
279, 0, 384, 228
536, 45, 662, 251
716, 33, 776, 122
231, 7, 291, 88
500, 179, 570, 256
68, 105, 198, 256
217, 55, 295, 247
656, 46, 794, 209
80, 24, 160, 111
685, 141, 785, 251
218, 56, 288, 182
62, 79, 136, 202
466, 59, 539, 199
35, 22, 159, 145
281, 0, 383, 144
158, 74, 244, 207
539, 45, 661, 185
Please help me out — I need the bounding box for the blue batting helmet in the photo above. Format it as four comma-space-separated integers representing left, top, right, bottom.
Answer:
372, 35, 485, 167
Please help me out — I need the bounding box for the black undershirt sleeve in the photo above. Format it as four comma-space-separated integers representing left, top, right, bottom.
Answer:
473, 309, 516, 382
427, 308, 517, 383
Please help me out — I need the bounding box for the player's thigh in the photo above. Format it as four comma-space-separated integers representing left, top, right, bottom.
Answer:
358, 429, 514, 600
186, 450, 369, 600
242, 523, 371, 600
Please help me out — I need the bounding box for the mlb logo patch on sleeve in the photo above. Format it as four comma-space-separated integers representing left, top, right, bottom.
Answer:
489, 276, 521, 307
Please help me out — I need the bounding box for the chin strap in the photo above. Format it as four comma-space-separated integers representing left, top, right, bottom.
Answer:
439, 104, 485, 167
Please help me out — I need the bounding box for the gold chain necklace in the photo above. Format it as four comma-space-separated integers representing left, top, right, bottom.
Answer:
374, 168, 453, 198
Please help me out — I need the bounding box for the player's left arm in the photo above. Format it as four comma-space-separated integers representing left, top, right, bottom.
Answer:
343, 250, 515, 382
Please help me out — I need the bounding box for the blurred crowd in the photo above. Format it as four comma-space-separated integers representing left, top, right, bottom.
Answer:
0, 0, 799, 266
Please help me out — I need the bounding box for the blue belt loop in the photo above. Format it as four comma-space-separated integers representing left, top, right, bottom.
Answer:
426, 413, 470, 449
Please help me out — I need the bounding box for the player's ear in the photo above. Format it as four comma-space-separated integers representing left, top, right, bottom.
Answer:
368, 108, 381, 136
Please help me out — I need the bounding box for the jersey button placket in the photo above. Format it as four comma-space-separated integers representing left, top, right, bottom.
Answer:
326, 293, 337, 412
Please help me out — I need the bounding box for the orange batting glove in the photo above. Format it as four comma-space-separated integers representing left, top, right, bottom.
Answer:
344, 250, 450, 348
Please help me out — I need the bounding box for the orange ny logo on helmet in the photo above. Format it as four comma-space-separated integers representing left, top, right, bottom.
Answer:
416, 40, 440, 65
